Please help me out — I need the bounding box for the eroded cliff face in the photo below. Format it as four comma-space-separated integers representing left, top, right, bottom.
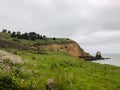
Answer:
31, 42, 90, 57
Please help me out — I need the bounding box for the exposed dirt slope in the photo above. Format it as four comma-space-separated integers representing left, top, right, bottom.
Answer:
31, 42, 90, 57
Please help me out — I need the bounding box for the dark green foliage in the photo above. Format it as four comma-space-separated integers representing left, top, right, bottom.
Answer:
0, 31, 73, 47
9, 31, 47, 41
16, 31, 21, 39
32, 56, 36, 60
29, 32, 37, 40
12, 51, 18, 55
43, 35, 46, 38
8, 31, 11, 34
11, 32, 16, 38
2, 29, 7, 33
53, 37, 56, 40
38, 35, 43, 39
0, 76, 19, 90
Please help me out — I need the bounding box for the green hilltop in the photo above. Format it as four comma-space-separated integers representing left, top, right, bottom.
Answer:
0, 30, 120, 90
0, 31, 73, 49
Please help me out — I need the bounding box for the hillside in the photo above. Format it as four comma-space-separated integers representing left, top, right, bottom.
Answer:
0, 31, 120, 90
0, 32, 90, 57
0, 50, 120, 90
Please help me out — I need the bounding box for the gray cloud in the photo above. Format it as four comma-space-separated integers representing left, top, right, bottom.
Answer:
0, 0, 120, 54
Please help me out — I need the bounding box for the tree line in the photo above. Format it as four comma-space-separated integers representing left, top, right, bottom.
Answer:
2, 29, 48, 40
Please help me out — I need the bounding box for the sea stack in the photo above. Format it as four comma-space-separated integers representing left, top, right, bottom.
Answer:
96, 51, 102, 59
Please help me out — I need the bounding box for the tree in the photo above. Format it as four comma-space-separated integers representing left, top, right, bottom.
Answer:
39, 35, 43, 40
16, 31, 21, 39
7, 31, 11, 34
2, 29, 7, 33
53, 37, 56, 40
29, 32, 37, 40
11, 32, 16, 38
43, 35, 46, 40
21, 33, 29, 39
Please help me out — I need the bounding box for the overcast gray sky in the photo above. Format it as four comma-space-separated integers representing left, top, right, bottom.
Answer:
0, 0, 120, 54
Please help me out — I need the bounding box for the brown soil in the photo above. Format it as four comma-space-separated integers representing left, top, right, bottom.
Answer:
30, 42, 90, 57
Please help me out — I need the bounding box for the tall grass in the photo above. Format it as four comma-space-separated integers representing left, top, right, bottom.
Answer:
0, 50, 120, 90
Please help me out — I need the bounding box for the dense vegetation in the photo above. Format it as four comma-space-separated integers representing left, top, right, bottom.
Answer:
2, 29, 47, 40
0, 30, 73, 48
0, 30, 120, 90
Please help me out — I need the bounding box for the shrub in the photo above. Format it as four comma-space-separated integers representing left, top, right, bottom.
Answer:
12, 39, 21, 43
0, 75, 19, 90
13, 51, 18, 55
32, 56, 36, 60
53, 37, 56, 40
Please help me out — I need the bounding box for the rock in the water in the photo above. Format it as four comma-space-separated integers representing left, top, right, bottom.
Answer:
96, 51, 102, 59
79, 51, 111, 61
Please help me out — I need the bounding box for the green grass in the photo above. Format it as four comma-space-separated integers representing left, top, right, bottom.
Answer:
0, 32, 74, 51
0, 50, 120, 90
0, 32, 120, 90
18, 38, 73, 45
0, 32, 11, 39
0, 32, 73, 46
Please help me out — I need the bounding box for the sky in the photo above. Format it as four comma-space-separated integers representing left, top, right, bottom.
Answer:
0, 0, 120, 54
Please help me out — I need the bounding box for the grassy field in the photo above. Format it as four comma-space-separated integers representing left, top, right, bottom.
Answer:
0, 49, 120, 90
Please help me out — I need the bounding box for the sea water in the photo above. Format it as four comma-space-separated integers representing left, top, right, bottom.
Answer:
92, 54, 120, 67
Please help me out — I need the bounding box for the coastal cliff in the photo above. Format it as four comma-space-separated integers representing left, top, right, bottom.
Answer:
30, 42, 90, 58
0, 32, 90, 58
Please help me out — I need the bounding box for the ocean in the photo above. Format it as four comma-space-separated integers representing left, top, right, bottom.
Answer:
92, 54, 120, 67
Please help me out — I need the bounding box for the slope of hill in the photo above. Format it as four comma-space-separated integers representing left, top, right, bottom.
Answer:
0, 50, 120, 90
0, 32, 120, 90
0, 32, 90, 57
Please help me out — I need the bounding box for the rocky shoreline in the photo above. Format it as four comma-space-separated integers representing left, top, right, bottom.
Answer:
80, 51, 111, 61
79, 56, 111, 61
